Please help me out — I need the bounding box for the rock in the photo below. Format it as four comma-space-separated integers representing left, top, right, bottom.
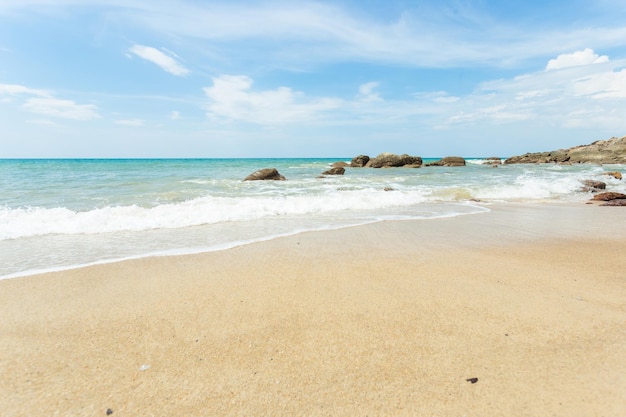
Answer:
581, 180, 606, 191
603, 171, 622, 180
351, 155, 370, 167
591, 192, 626, 201
331, 161, 350, 168
504, 150, 569, 164
321, 167, 345, 175
426, 156, 466, 167
483, 157, 502, 165
600, 199, 626, 206
243, 168, 286, 181
505, 136, 626, 164
365, 153, 422, 168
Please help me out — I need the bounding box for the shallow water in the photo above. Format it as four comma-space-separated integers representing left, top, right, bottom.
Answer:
1, 158, 624, 278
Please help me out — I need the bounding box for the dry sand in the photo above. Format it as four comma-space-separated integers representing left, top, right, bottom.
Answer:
1, 204, 625, 417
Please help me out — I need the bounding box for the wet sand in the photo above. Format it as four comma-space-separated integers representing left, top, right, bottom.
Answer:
1, 204, 625, 416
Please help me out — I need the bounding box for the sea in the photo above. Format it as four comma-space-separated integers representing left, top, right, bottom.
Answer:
1, 158, 624, 279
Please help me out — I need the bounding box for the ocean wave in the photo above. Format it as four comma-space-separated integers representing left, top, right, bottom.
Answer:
0, 190, 429, 240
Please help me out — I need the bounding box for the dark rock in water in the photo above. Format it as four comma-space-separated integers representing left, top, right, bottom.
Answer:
331, 161, 350, 168
591, 192, 626, 201
426, 156, 466, 167
581, 180, 606, 191
365, 153, 422, 168
321, 167, 345, 175
243, 168, 286, 181
351, 155, 370, 167
505, 136, 626, 164
600, 199, 626, 206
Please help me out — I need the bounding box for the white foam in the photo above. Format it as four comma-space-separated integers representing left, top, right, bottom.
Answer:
0, 205, 490, 280
0, 189, 431, 240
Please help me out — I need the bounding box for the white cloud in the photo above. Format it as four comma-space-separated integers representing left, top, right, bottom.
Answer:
440, 58, 626, 132
447, 104, 531, 124
0, 83, 50, 97
26, 119, 62, 127
107, 3, 626, 69
114, 119, 144, 126
1, 83, 101, 120
203, 75, 342, 124
546, 48, 609, 70
358, 82, 382, 102
4, 2, 626, 71
572, 68, 626, 98
128, 44, 190, 76
22, 97, 100, 120
414, 91, 460, 104
170, 110, 180, 120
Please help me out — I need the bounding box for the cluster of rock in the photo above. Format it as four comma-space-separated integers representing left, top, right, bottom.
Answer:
579, 172, 624, 205
348, 153, 468, 168
505, 136, 626, 164
244, 153, 468, 181
589, 192, 626, 206
242, 136, 625, 208
348, 153, 423, 168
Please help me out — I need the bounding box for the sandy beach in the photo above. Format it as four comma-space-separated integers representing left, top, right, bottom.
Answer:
1, 203, 625, 417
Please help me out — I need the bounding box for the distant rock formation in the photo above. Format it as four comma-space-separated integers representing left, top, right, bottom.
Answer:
243, 168, 286, 181
505, 136, 626, 164
426, 156, 466, 167
364, 153, 422, 168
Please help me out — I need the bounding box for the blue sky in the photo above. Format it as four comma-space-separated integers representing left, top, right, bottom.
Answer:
1, 0, 625, 158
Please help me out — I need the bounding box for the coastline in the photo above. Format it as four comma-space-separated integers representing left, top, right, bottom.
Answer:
1, 203, 625, 416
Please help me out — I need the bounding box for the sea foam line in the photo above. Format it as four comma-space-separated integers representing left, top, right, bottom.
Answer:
0, 204, 490, 280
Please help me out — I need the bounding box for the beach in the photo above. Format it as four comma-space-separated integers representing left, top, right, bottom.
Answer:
1, 203, 625, 417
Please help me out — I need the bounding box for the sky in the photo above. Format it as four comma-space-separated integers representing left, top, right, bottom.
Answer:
1, 0, 626, 158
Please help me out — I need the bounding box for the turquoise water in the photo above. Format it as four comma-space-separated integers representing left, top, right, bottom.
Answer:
1, 158, 624, 278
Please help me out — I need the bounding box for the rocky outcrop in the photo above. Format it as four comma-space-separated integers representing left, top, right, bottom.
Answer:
331, 161, 350, 168
426, 156, 466, 167
351, 155, 370, 167
591, 192, 626, 201
590, 191, 626, 206
505, 136, 626, 164
365, 153, 422, 168
321, 167, 345, 176
243, 168, 286, 181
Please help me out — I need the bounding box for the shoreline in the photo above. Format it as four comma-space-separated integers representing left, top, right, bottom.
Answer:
1, 200, 618, 281
3, 202, 492, 281
1, 203, 625, 416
